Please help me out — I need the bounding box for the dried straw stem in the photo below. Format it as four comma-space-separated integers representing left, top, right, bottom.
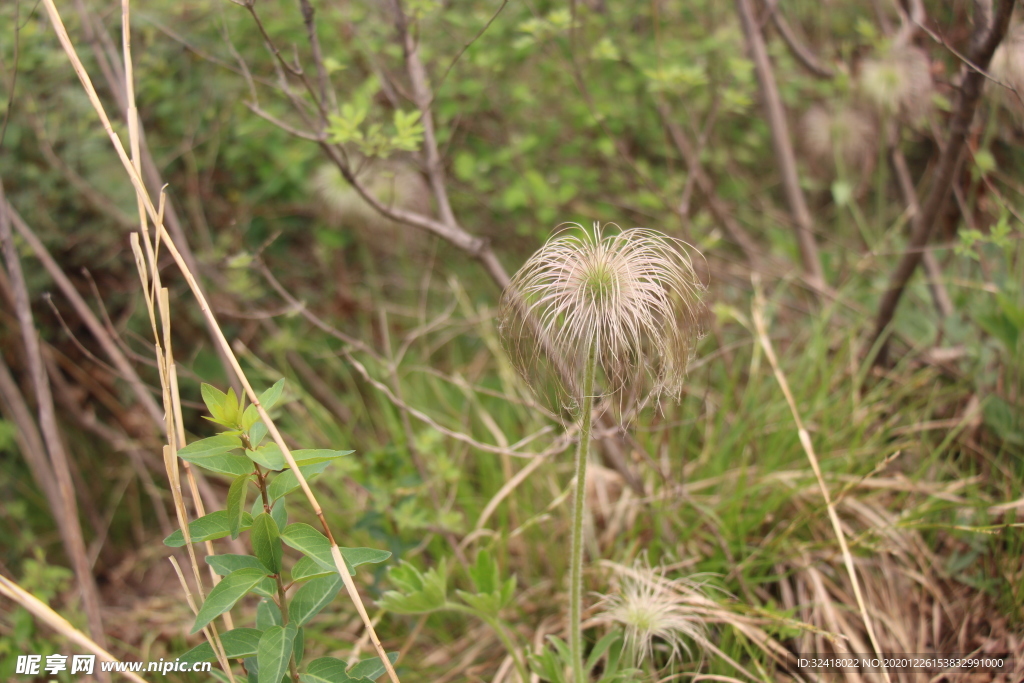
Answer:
751, 275, 891, 683
0, 574, 146, 683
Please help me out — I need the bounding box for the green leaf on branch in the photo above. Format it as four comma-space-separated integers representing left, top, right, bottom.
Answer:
347, 653, 399, 680
248, 444, 287, 471
291, 556, 333, 582
251, 513, 283, 575
271, 498, 288, 531
300, 657, 352, 683
164, 511, 254, 547
256, 598, 282, 630
280, 524, 336, 573
241, 378, 287, 431
178, 433, 250, 477
181, 453, 253, 478
280, 523, 391, 575
191, 568, 268, 633
249, 421, 268, 449
391, 110, 424, 152
250, 444, 354, 472
202, 385, 242, 427
256, 623, 296, 683
268, 461, 332, 501
178, 433, 241, 459
179, 628, 264, 663
289, 574, 343, 626
201, 384, 230, 423
299, 653, 399, 683
205, 554, 270, 577
248, 498, 287, 532
227, 474, 250, 539
252, 577, 278, 600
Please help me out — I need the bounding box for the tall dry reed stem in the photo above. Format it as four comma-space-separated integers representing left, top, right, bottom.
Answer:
499, 223, 705, 681
750, 275, 890, 683
39, 2, 401, 680
0, 575, 146, 683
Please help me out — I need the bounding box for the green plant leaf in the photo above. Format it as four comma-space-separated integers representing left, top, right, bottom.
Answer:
191, 568, 268, 634
251, 513, 283, 575
247, 443, 287, 471
252, 445, 354, 473
281, 523, 391, 576
468, 549, 499, 595
257, 623, 296, 683
291, 556, 333, 582
976, 309, 1019, 352
268, 461, 332, 501
179, 628, 263, 663
379, 560, 447, 614
256, 598, 282, 630
227, 474, 250, 540
164, 511, 254, 547
241, 379, 286, 432
224, 388, 242, 425
456, 589, 501, 616
249, 421, 269, 449
347, 653, 399, 680
289, 574, 343, 626
300, 657, 353, 683
341, 547, 391, 570
242, 405, 260, 432
205, 554, 270, 577
586, 630, 621, 672
260, 378, 286, 412
177, 433, 250, 477
243, 656, 258, 683
201, 383, 231, 423
291, 449, 355, 466
181, 452, 254, 478
280, 524, 337, 573
294, 627, 305, 667
252, 577, 278, 600
178, 433, 241, 459
249, 498, 287, 532
271, 498, 288, 531
984, 396, 1024, 445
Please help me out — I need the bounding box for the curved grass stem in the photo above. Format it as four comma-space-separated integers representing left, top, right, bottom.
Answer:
569, 340, 597, 683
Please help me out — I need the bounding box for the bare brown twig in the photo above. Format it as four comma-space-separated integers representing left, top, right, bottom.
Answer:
5, 201, 165, 428
736, 0, 825, 291
764, 0, 835, 79
0, 179, 111, 679
872, 0, 1015, 365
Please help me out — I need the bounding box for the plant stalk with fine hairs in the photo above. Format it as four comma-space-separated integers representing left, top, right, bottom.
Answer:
499, 223, 705, 681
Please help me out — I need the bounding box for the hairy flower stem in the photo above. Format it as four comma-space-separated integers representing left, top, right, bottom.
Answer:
569, 340, 597, 683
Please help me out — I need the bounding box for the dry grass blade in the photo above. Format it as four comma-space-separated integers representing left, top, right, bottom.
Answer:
750, 275, 891, 683
0, 575, 146, 683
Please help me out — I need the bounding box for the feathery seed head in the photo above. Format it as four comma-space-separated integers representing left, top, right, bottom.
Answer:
802, 104, 878, 176
989, 24, 1024, 121
858, 46, 933, 124
499, 223, 706, 414
596, 557, 710, 670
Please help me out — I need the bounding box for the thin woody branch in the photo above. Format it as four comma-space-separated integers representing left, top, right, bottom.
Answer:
872, 0, 1015, 365
736, 0, 826, 291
